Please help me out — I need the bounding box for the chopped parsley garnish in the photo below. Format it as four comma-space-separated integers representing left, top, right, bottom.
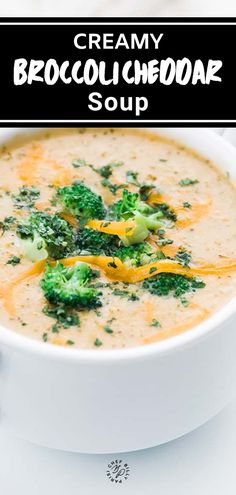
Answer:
51, 324, 60, 333
0, 216, 16, 234
175, 250, 192, 267
156, 238, 174, 247
112, 288, 129, 297
96, 164, 113, 179
126, 170, 139, 186
183, 201, 192, 208
179, 178, 199, 187
76, 227, 118, 256
139, 183, 155, 201
95, 161, 123, 179
42, 332, 48, 342
149, 267, 157, 274
181, 298, 189, 307
112, 288, 139, 301
101, 178, 125, 195
151, 319, 161, 327
154, 203, 177, 222
104, 326, 113, 334
108, 261, 118, 269
43, 305, 80, 329
18, 318, 27, 326
66, 340, 75, 345
95, 309, 102, 317
72, 158, 87, 168
107, 317, 116, 324
94, 338, 103, 347
6, 256, 21, 266
157, 228, 165, 238
128, 293, 140, 301
143, 273, 205, 298
13, 186, 40, 209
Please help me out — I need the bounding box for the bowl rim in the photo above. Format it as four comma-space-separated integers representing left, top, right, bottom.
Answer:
0, 126, 236, 364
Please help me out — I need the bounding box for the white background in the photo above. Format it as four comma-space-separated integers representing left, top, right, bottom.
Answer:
1, 396, 236, 494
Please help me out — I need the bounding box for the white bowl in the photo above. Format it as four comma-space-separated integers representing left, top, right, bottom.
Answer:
0, 127, 236, 454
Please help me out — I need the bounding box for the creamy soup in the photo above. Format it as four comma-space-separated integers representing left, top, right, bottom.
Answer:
0, 128, 236, 349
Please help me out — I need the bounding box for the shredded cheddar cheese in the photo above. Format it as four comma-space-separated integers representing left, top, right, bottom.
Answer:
2, 255, 236, 318
16, 143, 73, 187
143, 307, 210, 344
86, 219, 136, 236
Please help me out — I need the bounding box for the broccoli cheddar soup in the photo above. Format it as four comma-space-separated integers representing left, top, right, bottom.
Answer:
0, 128, 236, 349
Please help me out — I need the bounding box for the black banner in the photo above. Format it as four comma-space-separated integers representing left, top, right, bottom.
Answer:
0, 18, 235, 125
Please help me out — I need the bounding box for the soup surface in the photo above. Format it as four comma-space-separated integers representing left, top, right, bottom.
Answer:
0, 128, 236, 349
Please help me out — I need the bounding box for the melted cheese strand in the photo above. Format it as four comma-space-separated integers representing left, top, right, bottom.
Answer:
2, 256, 236, 317
86, 219, 136, 236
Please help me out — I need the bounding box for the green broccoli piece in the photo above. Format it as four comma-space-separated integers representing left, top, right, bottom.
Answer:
16, 212, 75, 261
56, 182, 106, 221
142, 273, 205, 298
109, 189, 149, 220
109, 189, 172, 246
114, 243, 156, 267
75, 227, 119, 255
41, 262, 102, 309
19, 233, 48, 262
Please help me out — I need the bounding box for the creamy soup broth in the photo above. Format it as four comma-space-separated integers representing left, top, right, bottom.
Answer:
0, 128, 236, 349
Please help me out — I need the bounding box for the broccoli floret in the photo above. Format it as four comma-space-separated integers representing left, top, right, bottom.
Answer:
114, 243, 156, 267
16, 212, 75, 261
142, 273, 205, 298
19, 232, 48, 262
109, 189, 150, 220
41, 262, 102, 309
75, 227, 119, 255
56, 182, 106, 221
109, 189, 172, 246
